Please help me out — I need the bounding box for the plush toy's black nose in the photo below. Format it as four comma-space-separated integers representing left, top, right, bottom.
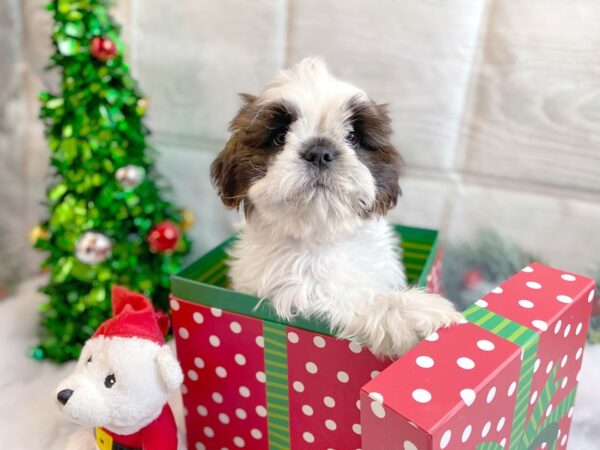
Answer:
57, 389, 73, 405
302, 142, 335, 169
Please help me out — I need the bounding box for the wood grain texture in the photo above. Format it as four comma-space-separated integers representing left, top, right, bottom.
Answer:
286, 0, 489, 171
457, 0, 600, 193
133, 0, 287, 143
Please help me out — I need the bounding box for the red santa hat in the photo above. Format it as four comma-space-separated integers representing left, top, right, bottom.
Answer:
93, 285, 169, 345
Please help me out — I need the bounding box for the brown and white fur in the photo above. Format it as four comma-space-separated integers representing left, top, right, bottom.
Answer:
211, 57, 461, 358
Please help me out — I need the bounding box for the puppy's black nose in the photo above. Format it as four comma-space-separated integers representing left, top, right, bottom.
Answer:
57, 389, 73, 405
302, 144, 335, 168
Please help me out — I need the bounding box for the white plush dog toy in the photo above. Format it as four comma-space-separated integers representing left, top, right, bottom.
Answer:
56, 286, 183, 450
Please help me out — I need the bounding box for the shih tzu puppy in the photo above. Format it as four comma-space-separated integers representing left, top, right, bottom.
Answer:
211, 57, 461, 358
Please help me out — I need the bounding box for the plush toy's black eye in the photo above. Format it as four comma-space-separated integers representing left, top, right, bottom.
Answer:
104, 374, 116, 389
87, 356, 92, 364
272, 130, 287, 147
346, 130, 359, 146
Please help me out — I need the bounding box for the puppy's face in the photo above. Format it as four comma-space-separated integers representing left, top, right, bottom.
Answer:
212, 58, 402, 238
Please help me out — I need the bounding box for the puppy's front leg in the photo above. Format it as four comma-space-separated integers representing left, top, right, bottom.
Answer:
336, 288, 462, 359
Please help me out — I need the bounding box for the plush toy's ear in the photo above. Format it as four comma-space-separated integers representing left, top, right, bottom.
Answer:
156, 345, 183, 393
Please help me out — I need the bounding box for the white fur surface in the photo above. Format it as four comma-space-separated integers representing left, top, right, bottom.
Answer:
56, 336, 183, 437
226, 58, 461, 357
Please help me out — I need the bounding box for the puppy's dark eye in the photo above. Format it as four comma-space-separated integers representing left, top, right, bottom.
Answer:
272, 130, 287, 147
87, 356, 92, 364
346, 130, 359, 146
104, 374, 116, 389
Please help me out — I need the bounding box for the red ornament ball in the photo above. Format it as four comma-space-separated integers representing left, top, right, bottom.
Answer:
148, 221, 180, 253
90, 37, 117, 61
463, 268, 483, 289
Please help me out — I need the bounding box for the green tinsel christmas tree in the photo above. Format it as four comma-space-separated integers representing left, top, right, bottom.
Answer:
31, 0, 191, 362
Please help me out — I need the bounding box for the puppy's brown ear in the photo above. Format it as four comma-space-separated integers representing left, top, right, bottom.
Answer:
210, 94, 257, 209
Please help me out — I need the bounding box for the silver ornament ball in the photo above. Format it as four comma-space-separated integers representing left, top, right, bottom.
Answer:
75, 231, 112, 264
115, 165, 144, 189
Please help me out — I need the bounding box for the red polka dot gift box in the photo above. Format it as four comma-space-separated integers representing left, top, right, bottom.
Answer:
170, 225, 442, 450
361, 263, 594, 450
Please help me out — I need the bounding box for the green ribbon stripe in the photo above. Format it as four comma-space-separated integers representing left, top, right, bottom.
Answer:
465, 305, 577, 450
263, 322, 291, 450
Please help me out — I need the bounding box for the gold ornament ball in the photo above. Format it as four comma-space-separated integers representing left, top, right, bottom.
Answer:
180, 209, 195, 231
29, 225, 49, 244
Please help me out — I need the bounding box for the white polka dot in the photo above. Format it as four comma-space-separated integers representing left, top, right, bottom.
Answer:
194, 357, 205, 369
209, 335, 221, 347
352, 423, 361, 434
501, 438, 507, 448
562, 377, 569, 389
530, 390, 538, 404
250, 429, 262, 440
487, 386, 497, 403
356, 399, 361, 410
576, 347, 583, 360
534, 358, 541, 373
554, 320, 562, 334
568, 407, 575, 418
497, 416, 506, 432
561, 434, 568, 447
482, 421, 491, 438
369, 392, 384, 403
218, 412, 230, 424
477, 340, 495, 351
412, 388, 432, 403
197, 405, 208, 416
561, 355, 568, 367
324, 396, 336, 407
210, 307, 222, 317
193, 312, 204, 324
325, 419, 337, 431
462, 425, 472, 442
235, 408, 247, 419
170, 299, 180, 311
546, 404, 553, 417
415, 355, 435, 368
460, 389, 476, 406
492, 287, 503, 294
313, 336, 326, 348
187, 370, 199, 381
532, 320, 548, 331
475, 299, 488, 307
181, 384, 188, 395
457, 357, 475, 370
561, 274, 576, 281
302, 404, 313, 416
563, 324, 572, 338
255, 336, 264, 348
230, 321, 242, 333
522, 266, 534, 272
256, 405, 267, 417
216, 366, 227, 378
203, 426, 214, 438
589, 290, 595, 303
404, 441, 418, 450
256, 371, 266, 383
576, 323, 583, 336
371, 370, 380, 378
293, 381, 305, 392
546, 361, 554, 373
556, 295, 573, 304
306, 362, 318, 374
178, 327, 189, 339
349, 341, 362, 353
303, 432, 314, 443
371, 401, 385, 418
527, 281, 542, 289
239, 386, 250, 398
337, 371, 350, 383
519, 299, 534, 309
440, 429, 452, 449
212, 392, 223, 403
234, 353, 246, 365
195, 443, 205, 450
287, 331, 299, 343
508, 381, 517, 396
233, 436, 245, 448
425, 332, 439, 341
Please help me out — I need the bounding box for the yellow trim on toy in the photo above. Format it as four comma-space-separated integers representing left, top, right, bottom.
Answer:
95, 427, 113, 450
